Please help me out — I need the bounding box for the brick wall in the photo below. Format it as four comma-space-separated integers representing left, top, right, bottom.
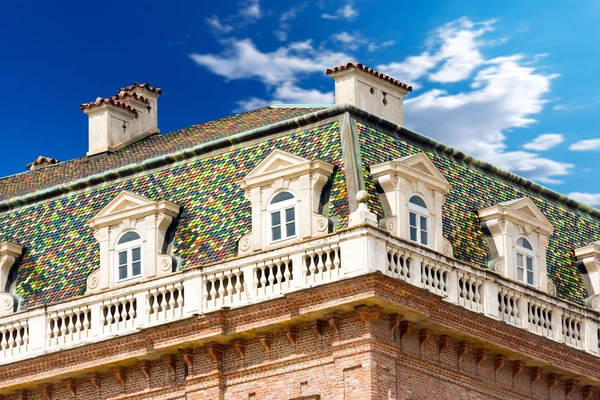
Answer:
1, 274, 598, 399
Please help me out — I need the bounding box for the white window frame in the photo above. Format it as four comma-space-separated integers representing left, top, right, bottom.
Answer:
408, 195, 430, 247
114, 231, 143, 283
267, 191, 298, 245
515, 237, 535, 286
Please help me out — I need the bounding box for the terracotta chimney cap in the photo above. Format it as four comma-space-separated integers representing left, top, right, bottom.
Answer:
26, 156, 60, 170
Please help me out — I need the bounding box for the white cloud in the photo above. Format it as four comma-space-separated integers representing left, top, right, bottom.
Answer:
388, 18, 570, 184
378, 18, 497, 84
331, 32, 365, 50
368, 40, 395, 52
190, 39, 346, 111
567, 193, 600, 207
240, 0, 261, 20
523, 133, 565, 151
273, 30, 288, 41
205, 15, 233, 34
322, 3, 358, 20
569, 139, 600, 151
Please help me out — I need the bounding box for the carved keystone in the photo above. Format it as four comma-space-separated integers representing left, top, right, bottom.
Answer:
311, 320, 324, 339
231, 339, 246, 359
88, 373, 101, 391
583, 385, 594, 400
180, 348, 194, 369
259, 334, 271, 352
512, 361, 524, 378
355, 305, 382, 327
285, 327, 297, 345
40, 384, 52, 400
389, 313, 403, 333
164, 353, 177, 374
530, 367, 542, 385
475, 348, 488, 366
438, 335, 452, 353
548, 373, 560, 390
565, 379, 576, 396
113, 367, 126, 386
64, 379, 76, 396
139, 360, 151, 380
206, 342, 223, 362
419, 328, 432, 346
327, 313, 342, 335
457, 341, 468, 361
399, 321, 411, 340
494, 354, 507, 372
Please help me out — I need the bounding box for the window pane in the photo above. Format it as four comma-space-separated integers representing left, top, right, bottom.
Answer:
420, 216, 428, 231
285, 207, 295, 222
517, 266, 524, 282
526, 256, 533, 271
271, 211, 281, 226
271, 192, 294, 204
118, 231, 141, 244
119, 265, 128, 280
527, 270, 534, 285
410, 227, 417, 241
516, 253, 523, 267
409, 196, 427, 208
409, 212, 417, 227
272, 226, 281, 241
118, 251, 127, 266
132, 261, 141, 276
286, 221, 296, 237
132, 247, 141, 262
421, 231, 428, 245
517, 237, 533, 250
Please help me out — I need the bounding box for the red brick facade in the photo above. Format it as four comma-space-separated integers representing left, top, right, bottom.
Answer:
1, 273, 598, 399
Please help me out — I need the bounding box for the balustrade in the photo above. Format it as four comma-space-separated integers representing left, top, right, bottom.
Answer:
0, 320, 28, 358
47, 307, 91, 347
421, 261, 449, 296
101, 295, 137, 335
386, 245, 411, 282
562, 312, 584, 349
303, 244, 341, 285
203, 267, 245, 311
147, 282, 185, 324
254, 256, 293, 297
527, 300, 553, 338
498, 288, 522, 326
457, 272, 483, 313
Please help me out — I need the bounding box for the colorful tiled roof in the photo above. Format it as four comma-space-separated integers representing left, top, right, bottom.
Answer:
357, 122, 599, 305
326, 62, 413, 92
5, 122, 346, 309
0, 106, 327, 201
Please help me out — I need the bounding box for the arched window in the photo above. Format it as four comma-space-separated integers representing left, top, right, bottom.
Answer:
515, 237, 535, 286
408, 195, 429, 246
267, 191, 297, 243
115, 231, 142, 282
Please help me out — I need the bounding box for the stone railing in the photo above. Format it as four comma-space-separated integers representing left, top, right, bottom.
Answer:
0, 226, 598, 365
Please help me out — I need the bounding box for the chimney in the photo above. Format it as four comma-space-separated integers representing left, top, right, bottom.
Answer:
326, 62, 412, 126
80, 83, 162, 156
26, 156, 60, 171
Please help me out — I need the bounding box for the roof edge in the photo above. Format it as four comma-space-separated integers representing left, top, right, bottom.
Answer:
0, 104, 598, 221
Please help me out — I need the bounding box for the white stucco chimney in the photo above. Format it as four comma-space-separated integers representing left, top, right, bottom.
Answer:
326, 62, 412, 126
81, 83, 161, 156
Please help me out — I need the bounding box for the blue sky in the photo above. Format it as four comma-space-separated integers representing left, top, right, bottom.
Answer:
1, 1, 599, 205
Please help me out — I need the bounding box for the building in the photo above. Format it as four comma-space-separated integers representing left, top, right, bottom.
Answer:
0, 62, 598, 399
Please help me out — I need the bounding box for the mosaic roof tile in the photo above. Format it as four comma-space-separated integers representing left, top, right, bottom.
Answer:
357, 122, 600, 305
0, 106, 327, 201
4, 122, 345, 309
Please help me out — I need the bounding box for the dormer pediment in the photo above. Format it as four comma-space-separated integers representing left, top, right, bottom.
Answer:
371, 153, 450, 194
89, 191, 180, 229
240, 149, 334, 190
478, 197, 553, 236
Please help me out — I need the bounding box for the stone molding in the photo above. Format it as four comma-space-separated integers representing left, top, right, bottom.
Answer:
575, 241, 600, 307
238, 150, 334, 255
0, 242, 23, 317
478, 197, 554, 293
86, 191, 180, 294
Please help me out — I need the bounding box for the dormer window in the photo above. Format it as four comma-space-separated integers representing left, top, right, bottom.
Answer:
238, 150, 334, 255
515, 237, 534, 286
371, 152, 454, 257
478, 197, 554, 294
268, 191, 297, 243
86, 191, 180, 294
408, 195, 429, 246
115, 231, 143, 282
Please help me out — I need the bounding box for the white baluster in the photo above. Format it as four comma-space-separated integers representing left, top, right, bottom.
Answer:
283, 261, 291, 288
275, 262, 283, 291
75, 311, 83, 333
332, 248, 341, 271
7, 328, 15, 349
0, 327, 7, 350
234, 271, 243, 301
